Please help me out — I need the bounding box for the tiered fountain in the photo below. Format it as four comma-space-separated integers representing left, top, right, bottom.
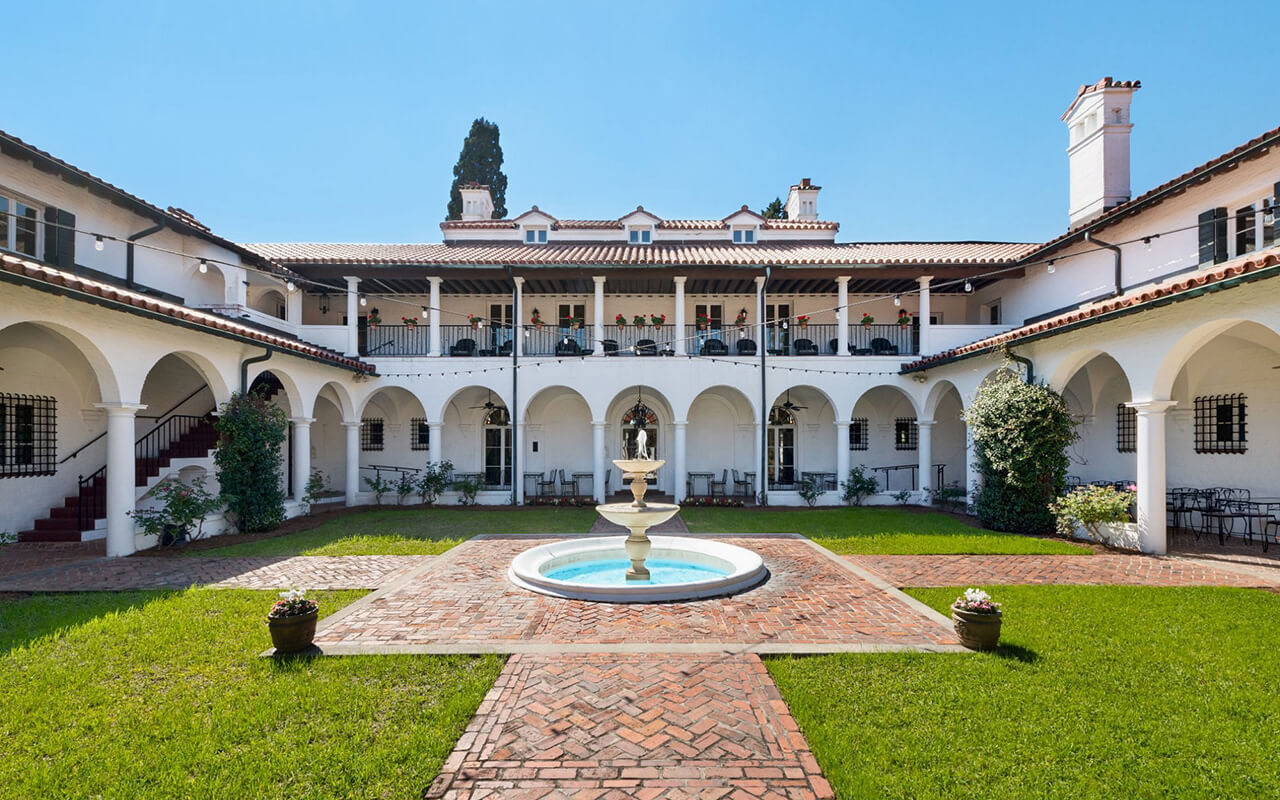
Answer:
508, 429, 767, 603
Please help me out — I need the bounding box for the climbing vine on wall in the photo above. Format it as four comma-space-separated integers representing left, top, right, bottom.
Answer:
214, 391, 288, 533
962, 367, 1078, 535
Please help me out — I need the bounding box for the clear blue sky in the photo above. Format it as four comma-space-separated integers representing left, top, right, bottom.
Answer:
6, 2, 1276, 245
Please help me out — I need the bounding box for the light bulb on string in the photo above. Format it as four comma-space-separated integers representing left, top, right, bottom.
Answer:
94, 236, 105, 251
963, 280, 972, 293
198, 259, 208, 274
1047, 260, 1055, 274
893, 295, 901, 307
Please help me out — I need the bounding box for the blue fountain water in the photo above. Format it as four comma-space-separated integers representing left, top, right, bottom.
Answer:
544, 557, 729, 587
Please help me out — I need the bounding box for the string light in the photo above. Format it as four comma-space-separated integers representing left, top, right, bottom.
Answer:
963, 280, 972, 293
198, 259, 208, 274
359, 294, 367, 306
286, 280, 296, 292
94, 235, 104, 251
1046, 260, 1055, 274
421, 306, 429, 319
893, 295, 901, 306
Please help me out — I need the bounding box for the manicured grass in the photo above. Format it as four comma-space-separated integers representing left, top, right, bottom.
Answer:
767, 585, 1280, 799
683, 506, 1090, 554
0, 589, 504, 799
196, 506, 598, 557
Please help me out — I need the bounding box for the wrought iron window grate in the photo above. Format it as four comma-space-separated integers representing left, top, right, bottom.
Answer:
849, 418, 869, 451
1194, 394, 1246, 454
894, 418, 918, 451
411, 417, 430, 451
360, 417, 385, 451
0, 394, 56, 477
1116, 404, 1136, 453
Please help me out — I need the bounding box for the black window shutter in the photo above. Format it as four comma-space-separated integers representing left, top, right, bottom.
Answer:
1198, 210, 1216, 264
1213, 207, 1228, 263
43, 207, 59, 264
56, 209, 75, 268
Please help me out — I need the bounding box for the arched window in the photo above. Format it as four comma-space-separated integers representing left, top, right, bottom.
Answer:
483, 406, 511, 486
767, 406, 796, 487
621, 402, 658, 483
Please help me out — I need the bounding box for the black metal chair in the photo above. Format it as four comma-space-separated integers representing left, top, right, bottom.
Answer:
555, 339, 582, 356
700, 338, 728, 356
449, 338, 477, 357
635, 338, 658, 356
870, 337, 899, 355
601, 339, 619, 356
792, 338, 819, 356
829, 338, 841, 354
710, 469, 727, 496
736, 339, 757, 356
498, 339, 514, 356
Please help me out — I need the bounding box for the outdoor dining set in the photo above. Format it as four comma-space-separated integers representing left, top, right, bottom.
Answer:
1166, 488, 1280, 551
685, 469, 757, 498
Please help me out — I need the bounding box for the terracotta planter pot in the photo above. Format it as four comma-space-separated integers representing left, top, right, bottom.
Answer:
267, 610, 318, 653
951, 606, 1002, 651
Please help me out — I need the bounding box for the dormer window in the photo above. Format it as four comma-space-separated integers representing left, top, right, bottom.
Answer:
627, 227, 653, 244
524, 227, 548, 244
732, 227, 756, 244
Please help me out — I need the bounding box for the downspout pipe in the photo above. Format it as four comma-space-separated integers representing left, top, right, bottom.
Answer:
126, 221, 166, 288
1085, 231, 1123, 297
1007, 351, 1035, 385
759, 266, 771, 506
508, 266, 519, 505
239, 347, 274, 393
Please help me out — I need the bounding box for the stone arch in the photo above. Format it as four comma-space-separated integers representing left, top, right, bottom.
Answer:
0, 320, 122, 404
249, 287, 287, 320
314, 380, 356, 422
356, 382, 430, 421
436, 385, 513, 428
923, 379, 964, 419
246, 366, 304, 418
686, 385, 757, 479
143, 350, 234, 409
1151, 318, 1280, 400
847, 382, 921, 421
519, 384, 594, 425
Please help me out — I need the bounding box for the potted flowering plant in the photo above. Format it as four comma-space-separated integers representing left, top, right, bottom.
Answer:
735, 308, 748, 329
1050, 484, 1139, 550
401, 316, 418, 328
366, 308, 381, 328
569, 316, 584, 330
266, 588, 319, 653
650, 313, 665, 329
897, 309, 912, 328
695, 311, 710, 330
633, 314, 646, 329
129, 475, 220, 547
531, 308, 544, 328
951, 587, 1003, 650
795, 315, 810, 330
615, 313, 627, 330
467, 313, 483, 331
860, 313, 874, 329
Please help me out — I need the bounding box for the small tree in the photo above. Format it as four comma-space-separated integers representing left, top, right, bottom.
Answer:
840, 466, 880, 506
761, 197, 788, 219
416, 460, 455, 506
364, 473, 391, 505
963, 368, 1078, 534
395, 473, 415, 506
214, 391, 287, 533
301, 470, 328, 515
797, 477, 826, 507
446, 118, 508, 219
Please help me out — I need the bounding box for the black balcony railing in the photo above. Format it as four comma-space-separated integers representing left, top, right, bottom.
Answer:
524, 325, 595, 356
362, 324, 430, 356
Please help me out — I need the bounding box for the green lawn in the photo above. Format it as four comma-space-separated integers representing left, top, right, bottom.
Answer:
683, 506, 1089, 554
767, 585, 1280, 799
195, 506, 598, 557
0, 589, 504, 799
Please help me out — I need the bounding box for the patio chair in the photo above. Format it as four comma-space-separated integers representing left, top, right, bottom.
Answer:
700, 338, 729, 356
792, 338, 819, 356
635, 338, 658, 356
498, 339, 514, 356
449, 338, 477, 357
736, 339, 757, 356
733, 468, 753, 497
869, 337, 899, 355
1265, 516, 1278, 553
710, 469, 727, 497
601, 339, 619, 356
829, 338, 841, 354
557, 469, 570, 496
537, 470, 558, 497
555, 339, 582, 356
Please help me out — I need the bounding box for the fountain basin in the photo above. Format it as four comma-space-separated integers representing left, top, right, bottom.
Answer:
508, 535, 767, 603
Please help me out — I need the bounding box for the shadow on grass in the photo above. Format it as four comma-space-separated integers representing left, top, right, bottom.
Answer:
992, 642, 1039, 663
268, 644, 324, 668
0, 590, 177, 655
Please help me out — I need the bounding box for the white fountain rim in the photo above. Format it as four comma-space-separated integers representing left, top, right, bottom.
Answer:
508, 535, 767, 604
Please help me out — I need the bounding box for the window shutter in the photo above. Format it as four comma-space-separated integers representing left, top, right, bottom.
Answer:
1213, 206, 1228, 263
41, 207, 76, 268
1198, 210, 1215, 264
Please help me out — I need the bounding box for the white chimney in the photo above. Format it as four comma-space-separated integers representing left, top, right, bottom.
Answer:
458, 183, 495, 221
1063, 78, 1140, 226
784, 178, 820, 221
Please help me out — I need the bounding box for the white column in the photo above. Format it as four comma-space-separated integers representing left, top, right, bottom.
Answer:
592, 420, 607, 502
673, 420, 688, 502
513, 276, 525, 358
591, 275, 605, 357
286, 283, 303, 326
227, 267, 249, 307
836, 276, 850, 356
673, 276, 687, 355
291, 417, 313, 504
835, 420, 850, 491
428, 422, 443, 466
428, 277, 443, 357
514, 422, 527, 504
96, 402, 145, 557
344, 276, 360, 357
917, 419, 935, 500
965, 427, 979, 513
342, 421, 361, 505
1129, 400, 1176, 554
753, 420, 764, 498
917, 275, 933, 356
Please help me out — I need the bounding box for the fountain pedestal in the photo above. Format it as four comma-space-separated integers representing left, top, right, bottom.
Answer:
598, 459, 678, 580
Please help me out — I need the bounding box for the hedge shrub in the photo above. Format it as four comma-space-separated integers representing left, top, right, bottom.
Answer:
214, 390, 288, 533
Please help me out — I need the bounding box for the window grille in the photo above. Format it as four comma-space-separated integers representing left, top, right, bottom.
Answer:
1116, 404, 1136, 453
1194, 394, 1246, 454
849, 418, 869, 451
894, 418, 918, 451
360, 418, 384, 451
0, 394, 56, 477
410, 418, 429, 451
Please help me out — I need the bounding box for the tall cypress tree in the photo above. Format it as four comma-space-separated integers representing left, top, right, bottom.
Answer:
446, 118, 508, 219
761, 197, 787, 219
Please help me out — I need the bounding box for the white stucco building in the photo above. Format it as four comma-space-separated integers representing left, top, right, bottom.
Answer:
2, 77, 1278, 556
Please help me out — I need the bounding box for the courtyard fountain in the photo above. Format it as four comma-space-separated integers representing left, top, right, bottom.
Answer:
508, 428, 767, 602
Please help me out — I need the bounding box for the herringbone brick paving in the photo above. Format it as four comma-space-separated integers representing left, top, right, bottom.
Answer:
426, 653, 833, 799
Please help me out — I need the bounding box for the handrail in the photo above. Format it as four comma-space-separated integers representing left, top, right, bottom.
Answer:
870, 463, 946, 492
59, 384, 211, 464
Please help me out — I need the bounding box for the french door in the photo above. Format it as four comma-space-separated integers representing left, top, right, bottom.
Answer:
489, 303, 514, 349
559, 303, 587, 346
766, 303, 791, 353
767, 407, 796, 487
483, 408, 512, 487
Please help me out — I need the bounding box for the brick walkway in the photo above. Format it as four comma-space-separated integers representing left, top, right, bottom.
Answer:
427, 653, 832, 799
0, 554, 424, 592
311, 535, 963, 655
0, 541, 103, 580
848, 552, 1280, 590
